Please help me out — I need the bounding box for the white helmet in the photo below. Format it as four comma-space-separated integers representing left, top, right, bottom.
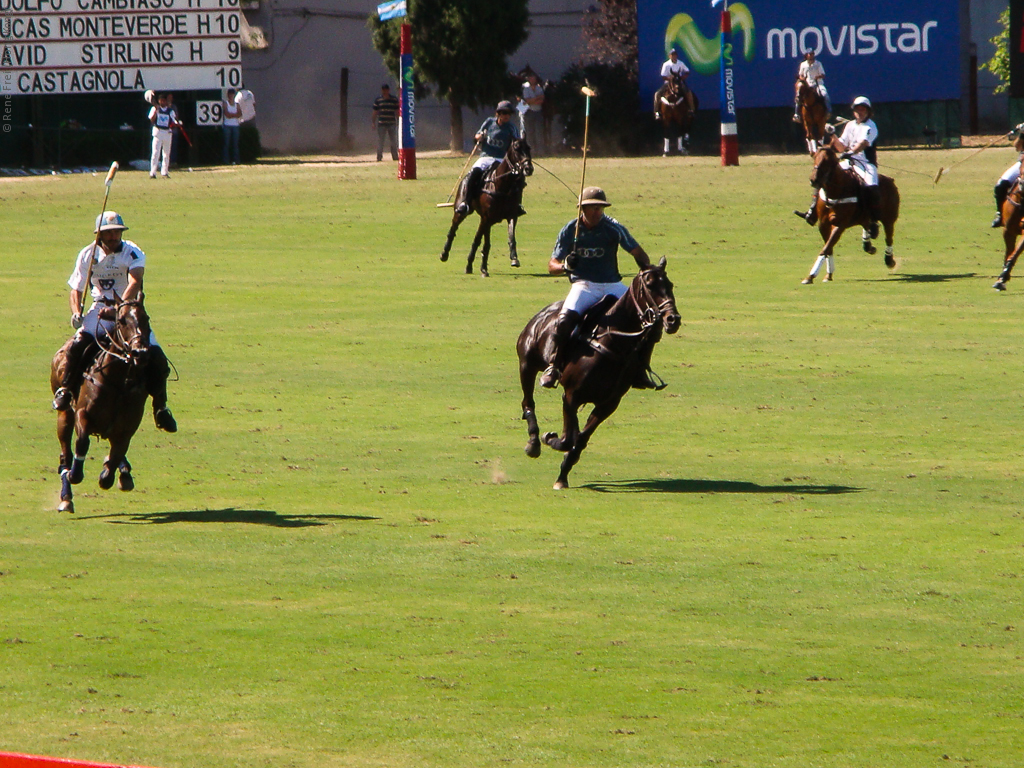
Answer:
852, 96, 872, 110
94, 211, 128, 233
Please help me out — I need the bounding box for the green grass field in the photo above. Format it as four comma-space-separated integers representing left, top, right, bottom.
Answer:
1, 148, 1022, 768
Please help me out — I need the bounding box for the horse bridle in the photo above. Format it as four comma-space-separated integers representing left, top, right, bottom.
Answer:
95, 299, 149, 364
491, 142, 532, 183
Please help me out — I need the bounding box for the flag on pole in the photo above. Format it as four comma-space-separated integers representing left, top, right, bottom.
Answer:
377, 1, 406, 21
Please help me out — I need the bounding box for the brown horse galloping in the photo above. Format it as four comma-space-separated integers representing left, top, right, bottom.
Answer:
440, 138, 534, 277
994, 169, 1024, 290
50, 299, 154, 513
517, 259, 681, 489
797, 81, 829, 155
655, 74, 697, 156
798, 144, 899, 284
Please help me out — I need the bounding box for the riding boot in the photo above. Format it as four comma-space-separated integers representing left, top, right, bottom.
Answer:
992, 179, 1012, 228
792, 96, 801, 123
794, 193, 818, 226
540, 310, 579, 389
52, 332, 96, 410
457, 167, 485, 215
631, 342, 667, 391
865, 185, 882, 239
146, 345, 177, 433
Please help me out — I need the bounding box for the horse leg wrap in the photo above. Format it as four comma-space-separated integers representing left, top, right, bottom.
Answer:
809, 255, 827, 277
825, 256, 835, 275
69, 456, 86, 484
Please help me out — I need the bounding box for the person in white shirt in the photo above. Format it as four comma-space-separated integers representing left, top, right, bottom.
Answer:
991, 127, 1024, 227
833, 96, 881, 236
521, 72, 545, 155
222, 88, 242, 164
654, 49, 694, 114
148, 93, 178, 178
792, 50, 831, 123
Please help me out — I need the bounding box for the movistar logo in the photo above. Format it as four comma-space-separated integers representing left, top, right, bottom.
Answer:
664, 3, 755, 76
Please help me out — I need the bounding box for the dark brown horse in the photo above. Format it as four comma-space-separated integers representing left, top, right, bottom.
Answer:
797, 81, 829, 155
994, 170, 1024, 290
655, 74, 697, 156
440, 137, 534, 277
517, 259, 681, 489
50, 299, 153, 513
799, 144, 899, 283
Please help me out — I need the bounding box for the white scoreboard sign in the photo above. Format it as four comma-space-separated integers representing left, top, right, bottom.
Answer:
0, 0, 242, 95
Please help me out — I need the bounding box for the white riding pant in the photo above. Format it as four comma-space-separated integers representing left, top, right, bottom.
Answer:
999, 163, 1021, 184
151, 129, 172, 176
80, 303, 159, 347
841, 159, 878, 187
472, 156, 501, 173
561, 280, 628, 316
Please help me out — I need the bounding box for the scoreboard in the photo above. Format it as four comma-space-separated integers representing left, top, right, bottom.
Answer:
1, 0, 242, 95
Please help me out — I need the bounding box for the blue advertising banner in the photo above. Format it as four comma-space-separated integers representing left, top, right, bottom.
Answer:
638, 0, 960, 112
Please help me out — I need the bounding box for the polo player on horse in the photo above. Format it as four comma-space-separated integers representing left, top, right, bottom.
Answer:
53, 210, 177, 433
792, 50, 831, 123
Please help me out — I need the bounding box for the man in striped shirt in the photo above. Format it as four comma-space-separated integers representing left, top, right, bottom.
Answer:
372, 84, 400, 162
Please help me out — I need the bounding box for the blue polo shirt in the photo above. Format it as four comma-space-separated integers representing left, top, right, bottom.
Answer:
478, 117, 520, 159
552, 215, 640, 283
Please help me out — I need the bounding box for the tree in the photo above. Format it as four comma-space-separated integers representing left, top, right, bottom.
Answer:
981, 8, 1010, 94
580, 0, 638, 81
369, 0, 530, 151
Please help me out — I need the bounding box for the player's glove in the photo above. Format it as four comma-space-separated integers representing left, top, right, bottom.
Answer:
71, 313, 83, 330
824, 124, 835, 135
839, 151, 853, 160
564, 251, 579, 272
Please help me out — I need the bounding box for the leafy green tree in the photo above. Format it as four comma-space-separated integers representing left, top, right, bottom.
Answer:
982, 8, 1010, 94
369, 0, 530, 150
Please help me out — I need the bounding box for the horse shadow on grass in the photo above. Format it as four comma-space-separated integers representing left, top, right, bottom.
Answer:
866, 272, 978, 283
580, 478, 863, 495
74, 507, 378, 527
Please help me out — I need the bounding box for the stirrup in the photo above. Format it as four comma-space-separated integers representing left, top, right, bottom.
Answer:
52, 387, 73, 411
634, 369, 667, 391
992, 213, 1004, 228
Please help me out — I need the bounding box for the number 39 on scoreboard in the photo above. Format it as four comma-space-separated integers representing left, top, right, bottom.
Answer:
196, 101, 224, 126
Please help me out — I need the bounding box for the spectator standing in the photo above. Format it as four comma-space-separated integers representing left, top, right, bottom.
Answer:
223, 88, 242, 164
372, 84, 400, 162
521, 72, 545, 155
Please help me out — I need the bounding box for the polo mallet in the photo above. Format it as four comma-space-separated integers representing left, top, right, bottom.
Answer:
572, 82, 598, 247
175, 119, 194, 147
436, 141, 480, 207
934, 129, 1017, 185
80, 161, 119, 316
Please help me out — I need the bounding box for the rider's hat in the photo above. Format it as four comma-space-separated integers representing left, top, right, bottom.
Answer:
851, 96, 872, 111
579, 187, 612, 207
94, 211, 128, 233
496, 100, 514, 114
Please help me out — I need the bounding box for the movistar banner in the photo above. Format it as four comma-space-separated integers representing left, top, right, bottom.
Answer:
638, 0, 960, 110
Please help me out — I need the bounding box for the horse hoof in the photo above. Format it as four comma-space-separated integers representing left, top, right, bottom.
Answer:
98, 467, 115, 490
553, 480, 569, 490
465, 265, 473, 275
994, 281, 1007, 291
58, 500, 75, 513
510, 257, 520, 268
439, 253, 449, 262
118, 472, 135, 492
524, 441, 541, 459
862, 242, 877, 255
480, 269, 489, 278
885, 255, 896, 269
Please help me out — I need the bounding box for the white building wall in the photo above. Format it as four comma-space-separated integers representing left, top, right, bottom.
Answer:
240, 1, 586, 154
